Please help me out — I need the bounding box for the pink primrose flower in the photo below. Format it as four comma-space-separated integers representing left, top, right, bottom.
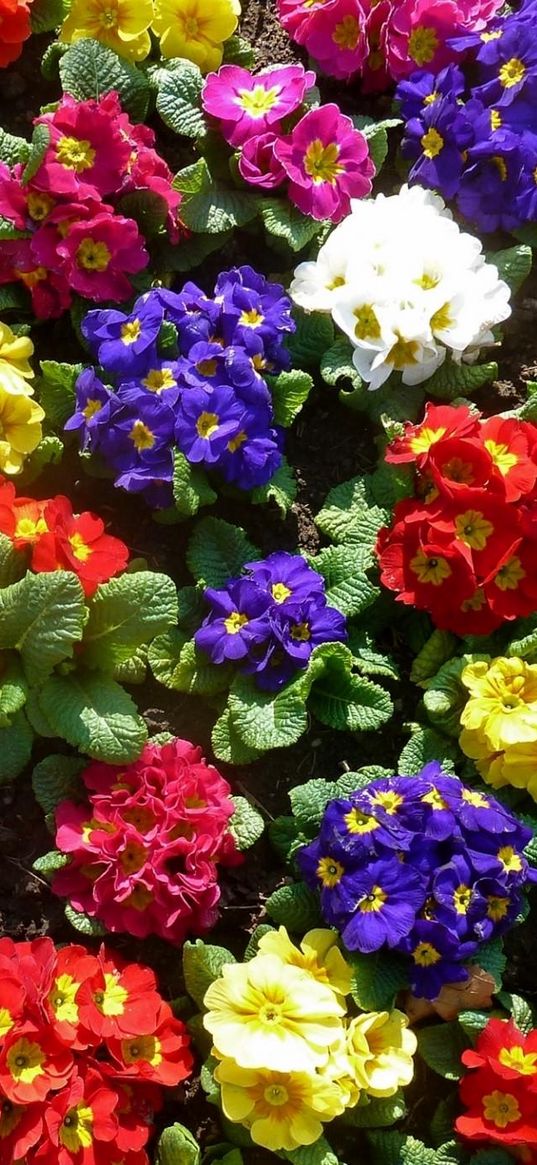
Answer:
52, 738, 242, 944
302, 0, 368, 80
33, 92, 132, 200
0, 162, 28, 230
386, 0, 469, 79
0, 237, 72, 319
361, 0, 392, 91
202, 63, 316, 148
55, 211, 148, 301
455, 0, 503, 27
238, 132, 287, 189
277, 0, 343, 41
274, 103, 374, 222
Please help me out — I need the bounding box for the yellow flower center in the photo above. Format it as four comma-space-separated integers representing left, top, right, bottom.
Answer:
410, 426, 447, 455
410, 549, 451, 586
291, 622, 311, 641
453, 884, 472, 914
99, 2, 118, 28
239, 309, 264, 327
56, 136, 96, 172
388, 334, 420, 369
93, 973, 128, 1016
121, 319, 141, 345
354, 304, 381, 340
431, 302, 453, 332
122, 1034, 161, 1066
493, 155, 508, 181
332, 14, 359, 48
483, 1090, 520, 1128
183, 15, 199, 35
370, 790, 403, 815
484, 438, 518, 475
76, 239, 111, 272
236, 84, 280, 116
49, 974, 80, 1025
129, 420, 156, 450
196, 358, 218, 377
497, 846, 522, 873
422, 787, 448, 811
499, 1045, 537, 1075
304, 140, 343, 185
227, 430, 247, 453
344, 808, 379, 834
490, 109, 502, 130
0, 1009, 15, 1039
454, 510, 494, 551
120, 840, 147, 873
0, 1100, 22, 1138
142, 368, 176, 392
494, 556, 525, 591
196, 410, 219, 438
481, 29, 502, 40
271, 582, 291, 603
421, 127, 444, 158
462, 587, 487, 613
60, 1104, 94, 1151
487, 894, 509, 921
358, 884, 387, 913
499, 57, 526, 88
68, 532, 93, 562
127, 885, 154, 911
413, 941, 441, 966
16, 265, 48, 289
408, 25, 439, 65
263, 1083, 289, 1106
6, 1038, 44, 1085
14, 516, 47, 540
462, 788, 489, 807
416, 271, 440, 289
27, 192, 54, 221
424, 91, 440, 105
82, 398, 103, 420
224, 611, 248, 635
442, 456, 474, 485
316, 856, 344, 887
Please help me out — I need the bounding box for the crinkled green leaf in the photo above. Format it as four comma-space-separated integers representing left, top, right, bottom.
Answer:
37, 671, 147, 762
316, 475, 389, 548
367, 1133, 438, 1165
0, 654, 28, 727
112, 645, 148, 685
22, 124, 50, 185
250, 458, 297, 516
283, 1138, 339, 1165
229, 795, 264, 850
348, 630, 399, 681
422, 656, 469, 737
117, 189, 169, 239
497, 991, 535, 1034
155, 1122, 201, 1165
348, 949, 408, 1012
367, 460, 414, 509
269, 369, 314, 427
269, 816, 302, 862
0, 284, 30, 314
211, 707, 264, 765
180, 161, 257, 233
0, 216, 29, 241
417, 1021, 470, 1080
343, 1090, 406, 1128
64, 904, 106, 936
265, 882, 322, 931
0, 127, 30, 168
470, 936, 506, 992
310, 653, 393, 734
424, 360, 498, 400
32, 754, 87, 815
173, 450, 217, 516
488, 244, 532, 295
310, 544, 379, 616
30, 0, 64, 32
222, 34, 255, 66
289, 779, 337, 833
19, 435, 63, 485
183, 940, 236, 1010
60, 38, 150, 120
398, 724, 459, 775
260, 199, 322, 253
227, 670, 310, 752
149, 629, 233, 694
0, 533, 27, 588
411, 630, 458, 687
320, 336, 361, 391
156, 59, 206, 138
186, 518, 259, 587
81, 572, 178, 672
0, 711, 33, 783
0, 572, 86, 684
33, 849, 70, 876
285, 308, 335, 368
158, 228, 233, 272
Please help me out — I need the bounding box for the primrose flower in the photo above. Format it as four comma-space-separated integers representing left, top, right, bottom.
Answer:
458, 656, 537, 803
203, 954, 346, 1071
457, 1019, 537, 1145
345, 1009, 417, 1097
59, 0, 154, 61
152, 0, 240, 69
56, 212, 149, 302
275, 104, 374, 223
0, 0, 32, 67
81, 298, 164, 377
304, 0, 367, 81
0, 321, 34, 395
0, 387, 44, 475
34, 94, 132, 200
257, 927, 353, 998
202, 64, 315, 147
214, 1060, 346, 1151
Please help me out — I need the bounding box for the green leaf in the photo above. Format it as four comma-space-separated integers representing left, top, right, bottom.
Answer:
458, 1010, 491, 1041
343, 1091, 406, 1128
30, 0, 63, 33
289, 778, 337, 833
0, 534, 26, 588
222, 33, 256, 66
283, 1138, 339, 1165
316, 475, 389, 548
157, 228, 233, 272
155, 1122, 201, 1165
183, 939, 236, 1009
469, 1152, 516, 1165
173, 158, 211, 195
398, 725, 459, 775
353, 115, 401, 177
348, 631, 399, 681
489, 244, 532, 295
470, 936, 506, 992
33, 849, 70, 876
0, 572, 86, 684
265, 882, 322, 931
229, 796, 264, 850
310, 545, 378, 616
368, 1133, 438, 1165
497, 991, 535, 1034
226, 670, 310, 752
37, 671, 147, 763
81, 572, 178, 672
320, 335, 362, 391
0, 654, 28, 727
260, 199, 322, 253
285, 308, 335, 369
38, 359, 83, 428
250, 458, 297, 517
348, 949, 408, 1011
411, 630, 458, 687
0, 216, 29, 242
424, 360, 498, 400
186, 518, 258, 587
310, 652, 393, 734
112, 645, 148, 685
173, 450, 217, 517
117, 189, 170, 239
244, 924, 275, 960
149, 629, 234, 694
22, 124, 50, 185
59, 38, 150, 121
0, 711, 33, 783
0, 127, 30, 168
211, 707, 264, 764
64, 904, 106, 936
41, 40, 68, 81
156, 59, 206, 138
179, 159, 257, 233
0, 284, 30, 315
423, 657, 469, 738
19, 436, 63, 485
418, 1022, 470, 1080
32, 754, 86, 814
269, 369, 314, 427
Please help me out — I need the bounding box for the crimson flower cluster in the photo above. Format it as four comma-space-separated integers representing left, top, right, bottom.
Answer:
398, 0, 537, 232
298, 765, 534, 999
0, 937, 192, 1165
376, 403, 537, 636
0, 476, 128, 597
457, 1018, 537, 1146
0, 92, 181, 319
195, 550, 347, 690
52, 738, 242, 943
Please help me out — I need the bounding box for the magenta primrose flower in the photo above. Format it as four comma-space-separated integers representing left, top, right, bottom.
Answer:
304, 0, 368, 80
275, 104, 374, 222
238, 132, 287, 189
33, 94, 131, 199
56, 212, 148, 301
202, 63, 316, 147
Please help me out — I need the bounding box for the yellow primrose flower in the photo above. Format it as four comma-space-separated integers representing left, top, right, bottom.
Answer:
0, 322, 34, 395
203, 953, 345, 1072
345, 1010, 417, 1098
214, 1059, 345, 1151
60, 0, 154, 62
0, 388, 44, 475
460, 657, 537, 751
257, 927, 353, 998
152, 0, 240, 70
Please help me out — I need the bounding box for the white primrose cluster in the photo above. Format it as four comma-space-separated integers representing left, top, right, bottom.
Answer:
290, 185, 512, 391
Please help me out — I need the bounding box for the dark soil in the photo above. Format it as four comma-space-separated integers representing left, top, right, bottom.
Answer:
2, 7, 537, 1161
